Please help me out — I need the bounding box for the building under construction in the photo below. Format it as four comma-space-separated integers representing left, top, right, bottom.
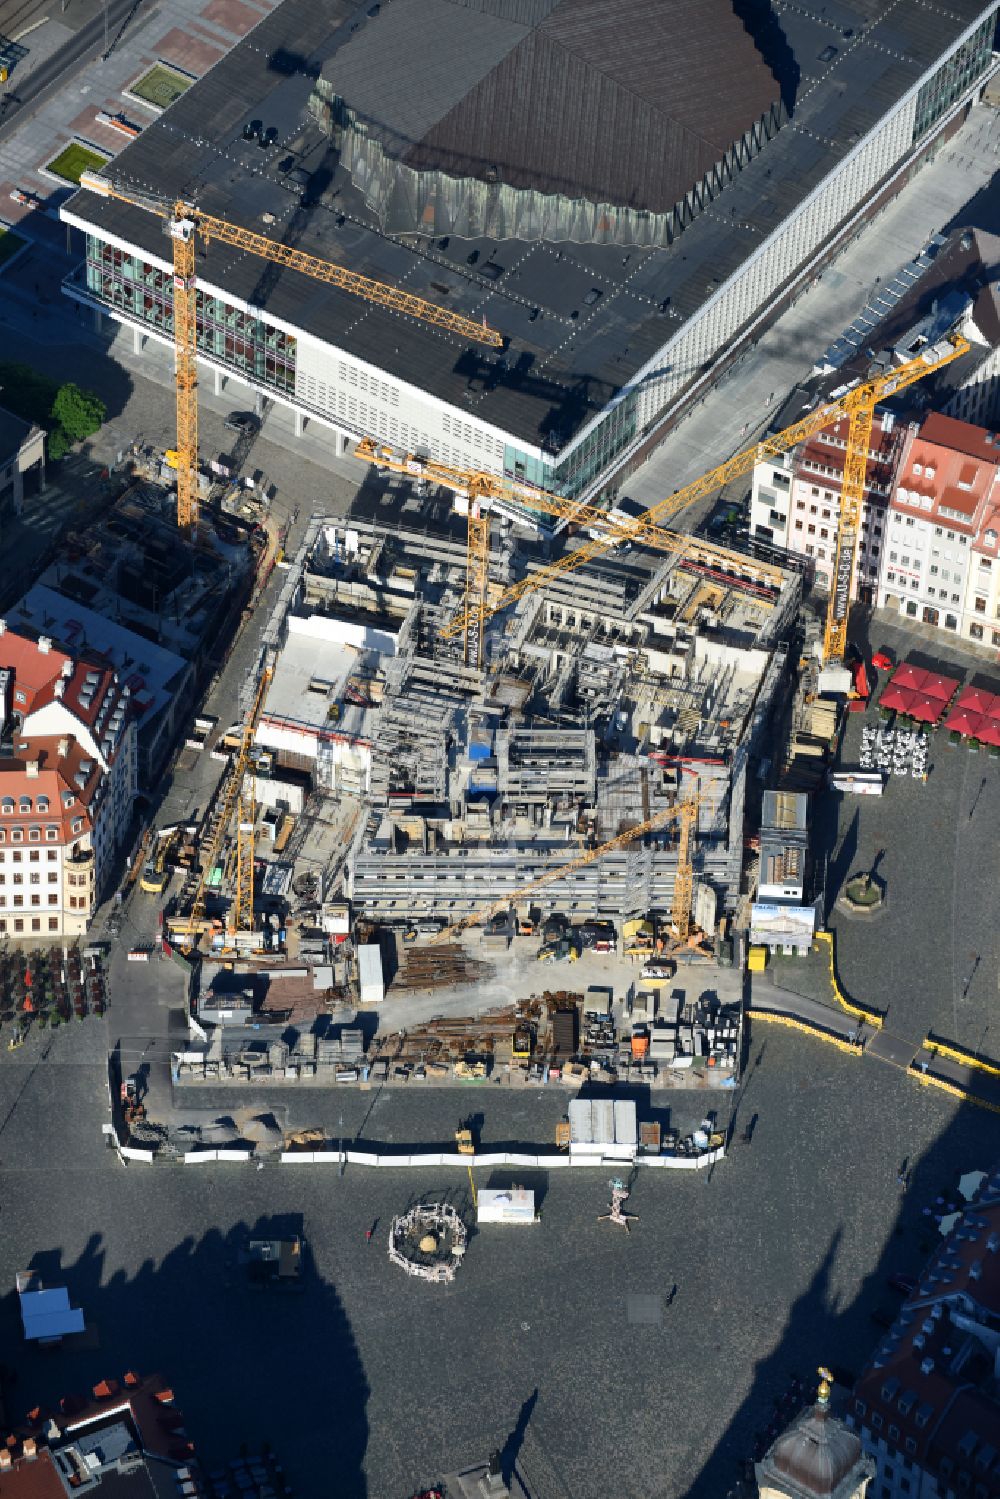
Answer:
247, 509, 800, 931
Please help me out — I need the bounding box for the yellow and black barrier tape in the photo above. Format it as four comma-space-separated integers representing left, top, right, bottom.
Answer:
746, 1008, 864, 1056
907, 1061, 1000, 1116
921, 1035, 1000, 1080
813, 931, 884, 1029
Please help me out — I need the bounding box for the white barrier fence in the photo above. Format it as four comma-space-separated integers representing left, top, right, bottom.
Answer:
272, 1147, 724, 1171
119, 1140, 725, 1172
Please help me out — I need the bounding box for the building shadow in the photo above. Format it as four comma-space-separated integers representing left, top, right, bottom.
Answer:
0, 1219, 370, 1499
680, 1093, 1000, 1499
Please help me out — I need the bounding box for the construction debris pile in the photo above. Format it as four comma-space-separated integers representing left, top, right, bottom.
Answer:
393, 943, 493, 992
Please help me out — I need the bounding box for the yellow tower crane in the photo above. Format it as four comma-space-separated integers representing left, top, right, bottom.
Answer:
79, 172, 504, 534
169, 665, 272, 950
429, 786, 700, 944
362, 333, 968, 667
356, 438, 785, 667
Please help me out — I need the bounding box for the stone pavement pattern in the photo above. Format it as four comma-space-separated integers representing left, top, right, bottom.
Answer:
1, 1022, 998, 1499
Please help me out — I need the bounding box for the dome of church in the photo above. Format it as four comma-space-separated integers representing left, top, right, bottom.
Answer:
769, 1402, 863, 1496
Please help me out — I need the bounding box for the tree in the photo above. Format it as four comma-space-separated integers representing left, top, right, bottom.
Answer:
46, 428, 72, 461
50, 382, 106, 442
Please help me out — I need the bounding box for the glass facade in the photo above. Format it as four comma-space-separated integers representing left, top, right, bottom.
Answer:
912, 10, 997, 143
85, 237, 296, 395
553, 391, 638, 501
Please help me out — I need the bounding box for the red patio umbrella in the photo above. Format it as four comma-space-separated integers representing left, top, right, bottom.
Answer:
907, 692, 944, 724
955, 685, 999, 716
919, 671, 959, 704
986, 696, 1000, 722
890, 662, 930, 692
976, 717, 1000, 747
880, 682, 917, 714
944, 705, 985, 738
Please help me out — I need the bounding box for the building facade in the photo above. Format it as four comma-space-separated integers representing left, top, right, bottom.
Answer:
61, 3, 1000, 505
850, 1167, 1000, 1499
0, 736, 100, 940
750, 413, 901, 602
0, 624, 138, 931
0, 405, 45, 523
875, 413, 1000, 642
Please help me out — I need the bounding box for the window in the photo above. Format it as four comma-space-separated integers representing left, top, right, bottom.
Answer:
28, 828, 39, 842
872, 1413, 884, 1430
36, 797, 48, 813
820, 528, 829, 539
1, 798, 12, 815
30, 895, 39, 908
13, 895, 22, 908
47, 850, 57, 862
928, 588, 936, 598
30, 918, 39, 932
906, 601, 918, 617
808, 524, 816, 535
888, 571, 897, 583
14, 919, 22, 933
29, 850, 38, 863
48, 918, 58, 931
969, 623, 983, 640
906, 517, 914, 527
45, 827, 58, 841
901, 556, 910, 568
47, 873, 57, 884
29, 873, 39, 886
13, 690, 25, 705
47, 894, 57, 906
975, 597, 986, 612
945, 615, 958, 630
889, 1425, 900, 1442
890, 552, 898, 563
930, 565, 938, 575
11, 830, 21, 843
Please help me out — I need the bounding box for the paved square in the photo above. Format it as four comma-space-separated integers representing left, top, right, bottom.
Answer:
626, 1293, 663, 1326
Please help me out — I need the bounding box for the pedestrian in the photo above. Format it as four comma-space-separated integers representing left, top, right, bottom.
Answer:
896, 1170, 907, 1190
666, 1283, 677, 1306
365, 1226, 373, 1243
256, 1159, 264, 1172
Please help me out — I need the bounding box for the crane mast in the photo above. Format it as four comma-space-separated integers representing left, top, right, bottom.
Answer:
79, 171, 504, 534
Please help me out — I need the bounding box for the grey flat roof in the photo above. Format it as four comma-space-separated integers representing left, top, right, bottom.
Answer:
65, 0, 994, 451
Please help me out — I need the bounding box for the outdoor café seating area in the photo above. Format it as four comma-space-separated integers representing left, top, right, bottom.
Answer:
878, 661, 1000, 754
860, 725, 928, 778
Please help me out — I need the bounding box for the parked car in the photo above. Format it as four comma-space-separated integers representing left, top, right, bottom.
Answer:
224, 411, 260, 434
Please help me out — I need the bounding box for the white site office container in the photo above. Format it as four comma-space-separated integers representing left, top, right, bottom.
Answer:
358, 944, 384, 1004
477, 1189, 536, 1225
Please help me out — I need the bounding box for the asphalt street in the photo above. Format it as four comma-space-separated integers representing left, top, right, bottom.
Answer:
1, 1025, 998, 1499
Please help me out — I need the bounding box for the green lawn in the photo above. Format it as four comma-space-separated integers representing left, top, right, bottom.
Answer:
130, 62, 194, 110
46, 142, 110, 186
0, 228, 25, 267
